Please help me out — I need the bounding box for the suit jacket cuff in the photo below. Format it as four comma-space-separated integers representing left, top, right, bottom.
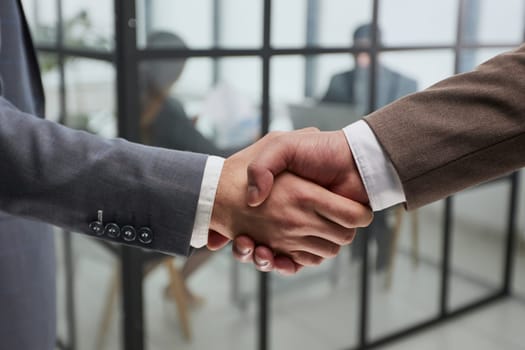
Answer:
343, 120, 406, 211
190, 156, 225, 248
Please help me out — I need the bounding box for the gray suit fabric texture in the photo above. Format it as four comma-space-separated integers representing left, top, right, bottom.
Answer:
322, 64, 418, 271
1, 1, 208, 348
1, 2, 56, 349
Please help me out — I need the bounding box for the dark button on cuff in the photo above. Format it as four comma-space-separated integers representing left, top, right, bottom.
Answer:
105, 223, 121, 238
138, 227, 153, 244
89, 221, 104, 236
122, 225, 137, 242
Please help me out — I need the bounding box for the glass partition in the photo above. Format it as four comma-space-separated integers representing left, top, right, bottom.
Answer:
64, 58, 116, 137
61, 0, 114, 50
136, 0, 262, 49
21, 0, 58, 45
466, 0, 525, 44
449, 182, 509, 309
379, 0, 458, 47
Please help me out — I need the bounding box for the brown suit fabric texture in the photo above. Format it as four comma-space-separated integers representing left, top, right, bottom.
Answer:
366, 44, 525, 209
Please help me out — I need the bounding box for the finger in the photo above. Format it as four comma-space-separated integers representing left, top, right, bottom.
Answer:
246, 137, 295, 207
310, 186, 374, 228
207, 230, 231, 251
289, 251, 325, 267
310, 223, 357, 247
232, 235, 255, 262
274, 255, 302, 276
254, 245, 275, 272
246, 164, 275, 207
297, 236, 342, 259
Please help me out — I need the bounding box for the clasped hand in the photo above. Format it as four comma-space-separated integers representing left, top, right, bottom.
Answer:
208, 128, 372, 274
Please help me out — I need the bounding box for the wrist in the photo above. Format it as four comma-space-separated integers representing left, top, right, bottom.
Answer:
210, 157, 240, 240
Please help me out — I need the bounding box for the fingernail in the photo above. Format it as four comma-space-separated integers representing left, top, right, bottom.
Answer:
234, 245, 252, 256
240, 247, 252, 255
247, 185, 259, 206
255, 256, 269, 267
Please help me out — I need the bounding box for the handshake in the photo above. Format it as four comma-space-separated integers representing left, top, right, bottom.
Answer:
206, 128, 374, 275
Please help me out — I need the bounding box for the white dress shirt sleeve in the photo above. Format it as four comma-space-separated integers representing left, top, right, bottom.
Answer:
190, 155, 224, 248
343, 120, 406, 211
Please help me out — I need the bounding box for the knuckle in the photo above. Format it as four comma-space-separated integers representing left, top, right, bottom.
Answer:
293, 251, 323, 266
340, 229, 357, 245
326, 244, 340, 259
280, 215, 302, 232
264, 131, 283, 141
309, 255, 323, 266
367, 211, 375, 225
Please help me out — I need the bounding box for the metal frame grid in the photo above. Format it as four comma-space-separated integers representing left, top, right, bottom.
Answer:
35, 0, 523, 349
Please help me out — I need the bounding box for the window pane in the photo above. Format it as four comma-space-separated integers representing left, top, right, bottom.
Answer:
64, 59, 116, 138
369, 202, 443, 339
21, 0, 58, 45
37, 53, 61, 122
271, 0, 307, 47
463, 0, 525, 44
449, 181, 509, 309
136, 0, 262, 49
379, 0, 458, 46
219, 0, 263, 48
136, 0, 213, 49
379, 50, 455, 91
458, 47, 515, 73
317, 0, 373, 48
272, 0, 373, 48
62, 0, 114, 50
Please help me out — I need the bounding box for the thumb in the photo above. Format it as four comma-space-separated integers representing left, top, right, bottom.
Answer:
246, 129, 320, 207
207, 230, 230, 251
246, 163, 275, 207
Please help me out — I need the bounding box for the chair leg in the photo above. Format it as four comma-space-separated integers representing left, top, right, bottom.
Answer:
164, 258, 192, 341
385, 206, 404, 289
411, 210, 420, 267
96, 264, 120, 350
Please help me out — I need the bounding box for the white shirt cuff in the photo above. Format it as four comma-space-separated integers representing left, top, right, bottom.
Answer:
343, 120, 406, 211
190, 156, 225, 248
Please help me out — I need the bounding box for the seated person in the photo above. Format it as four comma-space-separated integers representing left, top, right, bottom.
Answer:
322, 24, 418, 271
140, 32, 236, 157
140, 31, 236, 304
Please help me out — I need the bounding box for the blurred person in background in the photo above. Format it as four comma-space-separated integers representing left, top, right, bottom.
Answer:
322, 23, 418, 272
140, 31, 238, 305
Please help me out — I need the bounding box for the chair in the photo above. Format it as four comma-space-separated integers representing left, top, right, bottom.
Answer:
384, 206, 420, 289
328, 206, 420, 289
95, 254, 192, 350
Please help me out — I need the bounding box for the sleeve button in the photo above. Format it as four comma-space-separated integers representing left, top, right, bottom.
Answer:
104, 223, 121, 238
138, 227, 153, 244
89, 221, 104, 236
122, 225, 137, 242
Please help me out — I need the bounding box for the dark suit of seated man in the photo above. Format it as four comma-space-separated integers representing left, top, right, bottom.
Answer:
322, 24, 418, 271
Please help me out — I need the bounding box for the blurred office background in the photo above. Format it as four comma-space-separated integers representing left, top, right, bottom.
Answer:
20, 0, 525, 349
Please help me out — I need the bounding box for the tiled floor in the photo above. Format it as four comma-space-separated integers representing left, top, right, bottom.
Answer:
54, 199, 525, 350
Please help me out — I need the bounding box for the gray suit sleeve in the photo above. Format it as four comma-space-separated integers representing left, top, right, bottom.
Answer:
0, 97, 208, 256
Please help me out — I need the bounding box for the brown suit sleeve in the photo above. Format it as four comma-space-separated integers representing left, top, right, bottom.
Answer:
365, 44, 525, 210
